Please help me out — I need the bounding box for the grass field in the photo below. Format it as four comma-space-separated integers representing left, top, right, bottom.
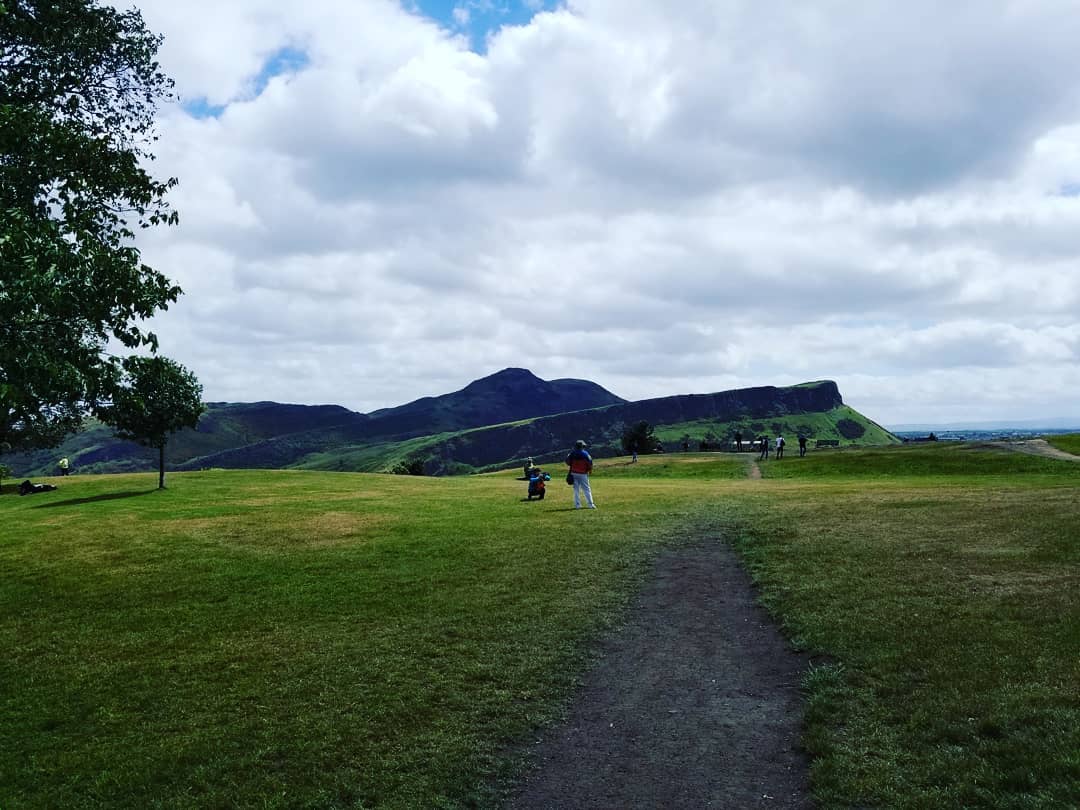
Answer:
2, 447, 1077, 808
1046, 433, 1080, 456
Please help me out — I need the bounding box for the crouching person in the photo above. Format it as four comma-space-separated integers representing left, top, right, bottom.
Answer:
527, 468, 549, 500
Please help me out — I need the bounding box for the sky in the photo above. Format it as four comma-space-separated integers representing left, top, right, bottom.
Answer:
122, 0, 1080, 425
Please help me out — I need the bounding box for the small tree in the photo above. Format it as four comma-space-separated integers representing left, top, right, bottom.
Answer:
621, 420, 659, 456
390, 456, 426, 475
97, 356, 204, 489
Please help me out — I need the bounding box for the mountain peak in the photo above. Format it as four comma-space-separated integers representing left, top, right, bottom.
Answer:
474, 367, 540, 383
462, 368, 542, 393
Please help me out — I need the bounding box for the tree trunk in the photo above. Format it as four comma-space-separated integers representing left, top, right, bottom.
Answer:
158, 443, 166, 489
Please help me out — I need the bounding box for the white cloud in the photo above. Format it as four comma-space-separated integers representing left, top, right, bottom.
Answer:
127, 0, 1080, 425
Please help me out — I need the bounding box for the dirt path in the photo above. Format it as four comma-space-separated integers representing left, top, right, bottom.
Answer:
985, 438, 1080, 462
749, 460, 762, 480
506, 541, 812, 809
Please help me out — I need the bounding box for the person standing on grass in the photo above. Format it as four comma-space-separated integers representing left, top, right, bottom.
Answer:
735, 431, 743, 452
565, 439, 597, 509
759, 435, 769, 460
798, 435, 807, 457
58, 457, 70, 476
775, 435, 785, 459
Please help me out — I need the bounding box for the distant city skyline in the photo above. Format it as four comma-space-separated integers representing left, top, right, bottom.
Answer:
122, 1, 1080, 424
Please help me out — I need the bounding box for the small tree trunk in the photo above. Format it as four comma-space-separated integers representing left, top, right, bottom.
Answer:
158, 443, 166, 489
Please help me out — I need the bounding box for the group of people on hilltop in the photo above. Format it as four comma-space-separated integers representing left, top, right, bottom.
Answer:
756, 434, 809, 459
523, 440, 597, 509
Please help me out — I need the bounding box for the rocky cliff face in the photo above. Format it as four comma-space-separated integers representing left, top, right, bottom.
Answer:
600, 382, 843, 428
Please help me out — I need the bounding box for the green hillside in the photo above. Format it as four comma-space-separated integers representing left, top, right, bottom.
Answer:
3, 374, 897, 479
295, 385, 899, 476
652, 404, 896, 448
3, 403, 360, 478
1, 369, 621, 477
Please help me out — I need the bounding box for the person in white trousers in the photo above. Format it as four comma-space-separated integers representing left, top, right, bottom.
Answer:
565, 439, 597, 509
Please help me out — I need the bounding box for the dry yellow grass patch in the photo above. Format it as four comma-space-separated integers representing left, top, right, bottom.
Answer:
175, 511, 389, 552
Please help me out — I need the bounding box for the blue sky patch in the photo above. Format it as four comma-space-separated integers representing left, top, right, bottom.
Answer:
182, 46, 309, 120
252, 46, 310, 97
410, 0, 558, 51
181, 97, 227, 119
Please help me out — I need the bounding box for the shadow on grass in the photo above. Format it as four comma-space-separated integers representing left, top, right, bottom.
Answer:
32, 490, 159, 509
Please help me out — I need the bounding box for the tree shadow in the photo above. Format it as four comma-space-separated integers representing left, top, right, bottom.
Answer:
32, 490, 158, 509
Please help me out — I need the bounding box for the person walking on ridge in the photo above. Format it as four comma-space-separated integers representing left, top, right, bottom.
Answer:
565, 439, 597, 509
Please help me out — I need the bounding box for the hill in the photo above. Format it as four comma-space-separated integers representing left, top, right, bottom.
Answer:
298, 380, 899, 475
4, 371, 897, 478
3, 369, 624, 477
3, 402, 358, 478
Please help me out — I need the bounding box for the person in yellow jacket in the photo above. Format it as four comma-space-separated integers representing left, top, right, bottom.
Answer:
58, 457, 70, 476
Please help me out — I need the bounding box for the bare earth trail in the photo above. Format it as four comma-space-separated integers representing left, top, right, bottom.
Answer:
506, 537, 813, 809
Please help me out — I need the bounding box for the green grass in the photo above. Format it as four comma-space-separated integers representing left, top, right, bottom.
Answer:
654, 405, 900, 448
2, 444, 1077, 808
294, 431, 468, 474
1045, 433, 1080, 456
760, 442, 1080, 484
732, 447, 1080, 808
0, 466, 718, 808
594, 451, 751, 480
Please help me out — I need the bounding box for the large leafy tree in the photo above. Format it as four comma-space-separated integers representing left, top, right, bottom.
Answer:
98, 355, 203, 489
0, 0, 180, 457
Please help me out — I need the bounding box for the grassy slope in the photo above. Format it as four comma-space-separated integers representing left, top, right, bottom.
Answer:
746, 444, 1080, 807
654, 404, 898, 447
1046, 433, 1080, 456
4, 419, 152, 477
292, 433, 459, 474
2, 448, 1077, 808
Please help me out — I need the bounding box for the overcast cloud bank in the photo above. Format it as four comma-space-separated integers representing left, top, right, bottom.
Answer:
128, 0, 1080, 423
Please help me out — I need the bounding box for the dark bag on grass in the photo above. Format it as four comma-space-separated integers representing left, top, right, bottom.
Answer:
566, 471, 574, 485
